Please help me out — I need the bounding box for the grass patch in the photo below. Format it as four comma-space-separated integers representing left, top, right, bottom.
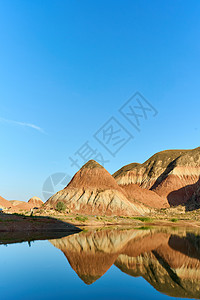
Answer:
170, 218, 179, 222
136, 226, 153, 230
132, 217, 153, 222
75, 216, 88, 222
119, 216, 152, 222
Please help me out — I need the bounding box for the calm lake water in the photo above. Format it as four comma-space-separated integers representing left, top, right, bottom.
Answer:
1, 226, 200, 300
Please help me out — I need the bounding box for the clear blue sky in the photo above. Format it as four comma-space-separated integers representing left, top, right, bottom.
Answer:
0, 0, 199, 201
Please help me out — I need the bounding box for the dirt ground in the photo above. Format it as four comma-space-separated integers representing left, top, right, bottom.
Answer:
19, 206, 200, 228
2, 205, 200, 229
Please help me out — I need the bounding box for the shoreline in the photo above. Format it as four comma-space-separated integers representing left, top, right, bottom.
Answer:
1, 210, 200, 234
0, 213, 81, 232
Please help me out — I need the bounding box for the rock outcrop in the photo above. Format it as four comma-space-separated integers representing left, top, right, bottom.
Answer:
113, 147, 200, 207
46, 160, 149, 216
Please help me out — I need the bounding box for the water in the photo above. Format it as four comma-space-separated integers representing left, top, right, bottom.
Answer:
1, 227, 200, 300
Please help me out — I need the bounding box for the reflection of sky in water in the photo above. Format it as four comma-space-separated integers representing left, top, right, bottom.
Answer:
0, 238, 192, 300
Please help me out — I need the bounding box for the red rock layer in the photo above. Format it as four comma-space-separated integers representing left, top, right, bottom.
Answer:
120, 184, 170, 208
65, 160, 125, 192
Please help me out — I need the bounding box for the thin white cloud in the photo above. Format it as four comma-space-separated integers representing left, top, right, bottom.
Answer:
0, 117, 45, 134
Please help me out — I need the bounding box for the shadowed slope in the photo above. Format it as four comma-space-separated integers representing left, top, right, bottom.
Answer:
183, 179, 200, 210
0, 213, 81, 233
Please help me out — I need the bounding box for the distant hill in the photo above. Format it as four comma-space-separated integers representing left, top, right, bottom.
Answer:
9, 197, 43, 212
0, 196, 13, 209
28, 196, 43, 207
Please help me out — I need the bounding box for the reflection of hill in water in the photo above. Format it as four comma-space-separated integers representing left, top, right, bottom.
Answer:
50, 227, 200, 298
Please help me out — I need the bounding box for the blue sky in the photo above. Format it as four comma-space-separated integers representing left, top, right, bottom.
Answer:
0, 0, 199, 201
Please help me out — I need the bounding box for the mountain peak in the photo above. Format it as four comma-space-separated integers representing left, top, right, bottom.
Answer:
67, 159, 117, 190
81, 160, 104, 170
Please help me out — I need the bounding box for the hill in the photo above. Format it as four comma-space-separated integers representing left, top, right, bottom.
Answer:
45, 160, 149, 216
113, 147, 200, 207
